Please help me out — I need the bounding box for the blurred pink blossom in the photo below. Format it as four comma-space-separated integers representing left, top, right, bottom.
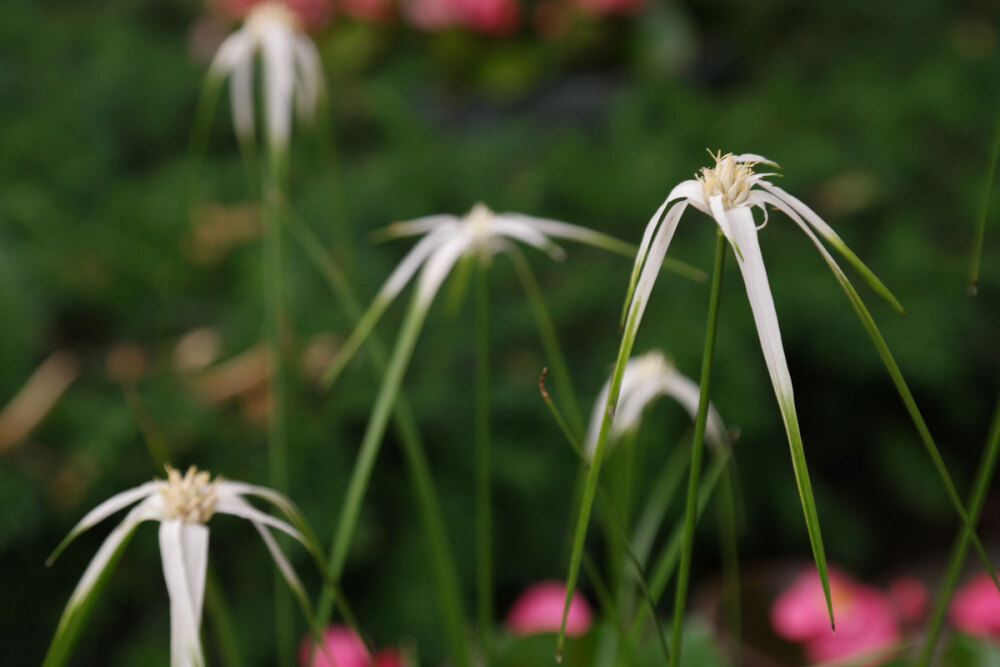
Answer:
888, 575, 929, 625
373, 649, 406, 667
338, 0, 394, 22
212, 0, 335, 30
299, 625, 369, 667
573, 0, 644, 16
404, 0, 518, 33
506, 580, 593, 637
950, 572, 1000, 638
771, 568, 900, 665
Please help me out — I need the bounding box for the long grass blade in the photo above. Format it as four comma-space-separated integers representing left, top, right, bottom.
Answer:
918, 394, 1000, 665
669, 231, 728, 666
474, 259, 494, 663
968, 112, 1000, 294
286, 207, 472, 666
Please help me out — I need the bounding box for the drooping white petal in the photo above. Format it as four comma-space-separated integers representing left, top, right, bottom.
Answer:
61, 495, 164, 616
180, 524, 209, 635
208, 30, 253, 78
292, 35, 323, 123
230, 55, 256, 143
732, 153, 779, 168
214, 495, 306, 546
260, 23, 296, 151
160, 520, 206, 667
379, 215, 460, 238
48, 481, 159, 565
624, 201, 688, 330
495, 213, 629, 255
414, 233, 476, 308
754, 181, 904, 313
490, 217, 566, 261
251, 520, 310, 611
708, 195, 740, 258
721, 205, 797, 424
380, 225, 460, 302
655, 371, 729, 449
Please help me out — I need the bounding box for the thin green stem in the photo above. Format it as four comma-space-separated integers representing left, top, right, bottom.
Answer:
206, 572, 244, 667
717, 460, 741, 665
919, 393, 1000, 665
508, 250, 585, 435
669, 231, 727, 667
263, 152, 293, 667
318, 288, 431, 621
474, 258, 494, 664
286, 207, 472, 666
968, 112, 1000, 294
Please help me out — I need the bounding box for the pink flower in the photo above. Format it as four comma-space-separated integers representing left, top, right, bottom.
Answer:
338, 0, 394, 21
771, 568, 900, 665
888, 575, 928, 625
506, 580, 593, 637
212, 0, 335, 30
950, 572, 1000, 638
403, 0, 518, 33
299, 626, 369, 667
573, 0, 644, 16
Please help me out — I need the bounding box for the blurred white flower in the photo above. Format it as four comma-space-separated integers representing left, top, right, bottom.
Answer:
585, 350, 729, 459
323, 202, 633, 384
46, 465, 316, 667
209, 1, 324, 153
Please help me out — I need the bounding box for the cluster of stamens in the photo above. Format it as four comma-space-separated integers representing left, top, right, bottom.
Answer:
159, 465, 221, 524
246, 1, 301, 32
697, 151, 757, 209
464, 202, 496, 249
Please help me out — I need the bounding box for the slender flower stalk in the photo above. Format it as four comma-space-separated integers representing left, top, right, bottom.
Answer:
474, 257, 494, 661
44, 465, 323, 667
561, 150, 914, 657
968, 112, 1000, 294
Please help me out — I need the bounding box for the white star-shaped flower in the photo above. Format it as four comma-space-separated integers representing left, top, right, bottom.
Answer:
45, 465, 319, 667
585, 350, 730, 459
322, 202, 635, 385
209, 1, 325, 153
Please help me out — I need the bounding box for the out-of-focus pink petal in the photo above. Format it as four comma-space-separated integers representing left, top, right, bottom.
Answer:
573, 0, 645, 16
212, 0, 335, 30
373, 649, 406, 667
454, 0, 519, 34
339, 0, 394, 21
506, 580, 593, 637
404, 0, 461, 30
299, 625, 370, 667
950, 572, 1000, 638
803, 586, 901, 665
888, 575, 928, 625
771, 568, 854, 642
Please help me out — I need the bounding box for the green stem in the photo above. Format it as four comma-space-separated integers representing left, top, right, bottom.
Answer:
286, 210, 472, 666
318, 287, 431, 622
717, 460, 741, 665
968, 112, 1000, 294
206, 572, 245, 667
918, 393, 1000, 665
263, 154, 293, 667
507, 250, 585, 435
669, 231, 727, 667
474, 258, 494, 664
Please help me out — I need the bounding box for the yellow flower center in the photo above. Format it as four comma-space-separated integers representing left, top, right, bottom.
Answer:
697, 151, 756, 209
246, 2, 301, 32
160, 465, 221, 524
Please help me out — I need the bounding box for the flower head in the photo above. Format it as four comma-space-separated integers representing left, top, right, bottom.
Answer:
506, 581, 593, 637
322, 202, 630, 385
585, 350, 730, 459
209, 1, 326, 153
46, 465, 319, 666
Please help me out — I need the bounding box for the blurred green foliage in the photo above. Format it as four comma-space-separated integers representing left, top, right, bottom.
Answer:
2, 0, 1000, 664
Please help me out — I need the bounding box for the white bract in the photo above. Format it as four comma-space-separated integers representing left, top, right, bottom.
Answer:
585, 350, 729, 459
46, 465, 317, 667
209, 1, 324, 153
323, 202, 631, 385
